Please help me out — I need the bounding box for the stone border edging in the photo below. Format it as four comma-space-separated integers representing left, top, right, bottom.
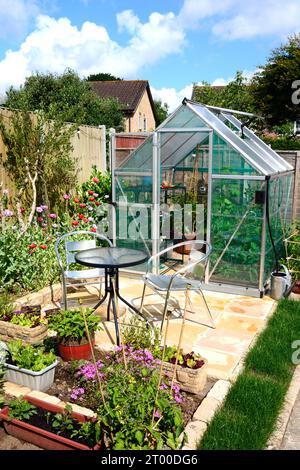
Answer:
266, 364, 300, 450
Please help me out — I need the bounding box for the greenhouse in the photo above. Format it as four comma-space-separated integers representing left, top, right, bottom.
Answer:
110, 99, 294, 297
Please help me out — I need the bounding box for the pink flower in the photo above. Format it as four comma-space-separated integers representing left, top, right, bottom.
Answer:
92, 177, 99, 184
49, 213, 57, 219
63, 194, 70, 200
36, 207, 43, 213
37, 216, 43, 222
79, 203, 86, 208
41, 205, 48, 211
90, 227, 96, 233
3, 209, 13, 217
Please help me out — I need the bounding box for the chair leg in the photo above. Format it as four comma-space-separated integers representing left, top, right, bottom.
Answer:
197, 288, 215, 329
160, 289, 171, 332
140, 282, 147, 313
62, 277, 68, 310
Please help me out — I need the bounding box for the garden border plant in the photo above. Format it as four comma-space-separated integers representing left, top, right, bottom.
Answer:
198, 299, 300, 450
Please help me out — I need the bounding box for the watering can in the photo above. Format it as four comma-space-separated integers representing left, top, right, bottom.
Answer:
270, 265, 292, 300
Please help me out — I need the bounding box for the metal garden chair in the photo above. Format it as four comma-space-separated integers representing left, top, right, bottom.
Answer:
140, 240, 215, 331
55, 230, 113, 309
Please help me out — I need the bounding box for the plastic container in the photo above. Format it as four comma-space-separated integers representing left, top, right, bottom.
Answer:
4, 360, 58, 392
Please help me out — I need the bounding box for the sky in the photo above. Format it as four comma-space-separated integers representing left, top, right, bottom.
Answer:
0, 0, 299, 111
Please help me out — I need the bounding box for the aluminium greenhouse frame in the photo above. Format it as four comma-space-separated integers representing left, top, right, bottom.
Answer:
110, 100, 294, 298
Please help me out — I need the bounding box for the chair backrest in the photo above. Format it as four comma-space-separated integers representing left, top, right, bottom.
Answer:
177, 240, 211, 281
55, 231, 113, 272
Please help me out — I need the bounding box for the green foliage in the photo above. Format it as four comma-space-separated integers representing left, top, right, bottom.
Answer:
48, 404, 74, 435
163, 347, 205, 370
86, 72, 122, 81
71, 421, 101, 448
10, 313, 39, 328
193, 72, 255, 114
97, 363, 184, 450
0, 108, 76, 217
8, 397, 38, 421
260, 135, 300, 150
48, 308, 100, 344
7, 340, 56, 372
252, 34, 300, 125
284, 222, 300, 278
199, 299, 300, 449
77, 166, 111, 204
0, 292, 15, 320
154, 100, 169, 126
121, 317, 161, 356
5, 69, 124, 130
0, 225, 61, 293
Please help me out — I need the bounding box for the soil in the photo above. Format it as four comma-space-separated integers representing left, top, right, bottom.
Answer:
48, 357, 216, 427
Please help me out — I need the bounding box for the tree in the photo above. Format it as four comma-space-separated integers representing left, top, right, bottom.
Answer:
252, 34, 300, 125
0, 109, 76, 232
154, 100, 169, 126
5, 69, 124, 130
86, 72, 122, 81
193, 72, 255, 113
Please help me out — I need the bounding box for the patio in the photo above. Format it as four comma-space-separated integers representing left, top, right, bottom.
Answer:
64, 275, 276, 380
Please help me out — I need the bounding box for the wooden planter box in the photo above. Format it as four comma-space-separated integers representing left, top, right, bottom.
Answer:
0, 321, 48, 345
162, 360, 207, 395
0, 396, 102, 450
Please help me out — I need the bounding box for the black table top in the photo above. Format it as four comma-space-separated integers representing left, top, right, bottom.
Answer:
75, 247, 149, 269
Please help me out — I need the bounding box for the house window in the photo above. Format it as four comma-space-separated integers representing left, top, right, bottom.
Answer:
143, 115, 147, 131
138, 112, 142, 131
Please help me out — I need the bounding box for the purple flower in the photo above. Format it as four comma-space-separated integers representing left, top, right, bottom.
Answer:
63, 194, 70, 200
41, 205, 48, 211
3, 209, 13, 217
154, 409, 161, 419
160, 382, 168, 390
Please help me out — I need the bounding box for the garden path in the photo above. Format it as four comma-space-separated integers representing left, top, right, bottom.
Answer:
280, 390, 300, 450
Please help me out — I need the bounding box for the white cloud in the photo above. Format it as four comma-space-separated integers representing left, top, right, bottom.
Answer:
0, 0, 39, 38
179, 0, 300, 40
0, 12, 185, 96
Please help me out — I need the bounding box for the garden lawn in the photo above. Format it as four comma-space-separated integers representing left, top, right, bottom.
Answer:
199, 299, 300, 450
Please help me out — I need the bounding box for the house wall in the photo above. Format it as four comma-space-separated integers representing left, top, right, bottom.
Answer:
124, 90, 156, 133
277, 150, 300, 220
0, 108, 106, 198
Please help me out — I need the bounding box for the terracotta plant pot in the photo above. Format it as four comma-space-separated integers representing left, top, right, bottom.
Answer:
174, 234, 197, 255
58, 337, 95, 361
162, 360, 207, 395
0, 396, 101, 451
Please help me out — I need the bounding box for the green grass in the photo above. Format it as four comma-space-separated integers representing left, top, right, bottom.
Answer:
199, 299, 300, 450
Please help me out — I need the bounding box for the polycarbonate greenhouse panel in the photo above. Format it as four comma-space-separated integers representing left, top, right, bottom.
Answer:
209, 178, 265, 287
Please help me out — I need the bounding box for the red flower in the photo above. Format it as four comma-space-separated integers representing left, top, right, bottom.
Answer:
95, 201, 101, 206
40, 244, 47, 250
83, 217, 89, 223
79, 203, 86, 208
73, 197, 80, 203
92, 177, 99, 184
20, 207, 26, 214
89, 197, 95, 202
37, 216, 43, 222
90, 227, 97, 233
28, 243, 37, 249
72, 220, 79, 226
88, 190, 94, 195
78, 213, 85, 220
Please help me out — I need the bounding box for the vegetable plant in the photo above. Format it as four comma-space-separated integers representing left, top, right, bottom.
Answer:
48, 308, 100, 344
48, 404, 74, 435
8, 397, 38, 421
7, 340, 56, 371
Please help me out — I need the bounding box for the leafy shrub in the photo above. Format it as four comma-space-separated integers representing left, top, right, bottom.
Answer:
121, 317, 161, 355
48, 308, 100, 344
71, 346, 184, 450
0, 292, 15, 320
7, 340, 56, 371
8, 397, 38, 420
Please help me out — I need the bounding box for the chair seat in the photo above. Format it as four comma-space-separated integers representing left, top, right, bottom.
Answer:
143, 273, 201, 291
64, 268, 105, 280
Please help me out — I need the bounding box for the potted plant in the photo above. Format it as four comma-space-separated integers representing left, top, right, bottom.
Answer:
0, 294, 46, 345
3, 340, 58, 392
0, 395, 102, 450
48, 308, 100, 361
161, 347, 207, 395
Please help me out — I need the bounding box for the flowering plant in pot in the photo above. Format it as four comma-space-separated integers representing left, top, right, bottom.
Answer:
3, 339, 58, 392
48, 308, 100, 361
0, 395, 102, 450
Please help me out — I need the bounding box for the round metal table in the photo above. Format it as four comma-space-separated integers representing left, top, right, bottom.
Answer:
75, 247, 149, 345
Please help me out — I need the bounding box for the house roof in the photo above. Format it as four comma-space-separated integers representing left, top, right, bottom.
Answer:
89, 80, 156, 118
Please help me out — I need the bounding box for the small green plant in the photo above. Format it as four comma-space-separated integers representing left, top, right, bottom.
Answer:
0, 292, 15, 321
10, 312, 41, 328
48, 308, 100, 344
121, 317, 161, 356
8, 397, 38, 421
7, 340, 56, 371
164, 347, 206, 370
71, 421, 101, 448
48, 404, 75, 435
